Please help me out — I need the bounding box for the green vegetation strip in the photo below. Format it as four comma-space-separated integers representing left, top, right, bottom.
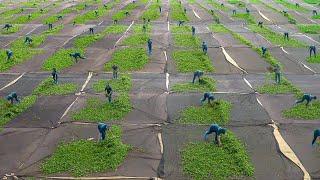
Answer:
206, 0, 229, 11
248, 24, 306, 47
73, 75, 132, 122
257, 73, 302, 96
43, 3, 87, 24
228, 0, 246, 7
105, 48, 148, 71
32, 78, 78, 96
181, 132, 254, 180
74, 1, 119, 24
179, 100, 231, 125
43, 24, 125, 71
0, 95, 37, 128
0, 24, 20, 34
170, 0, 188, 21
303, 0, 319, 4
112, 2, 138, 21
275, 0, 308, 12
141, 0, 161, 20
12, 8, 49, 24
298, 24, 320, 34
173, 50, 214, 73
93, 75, 132, 93
283, 101, 320, 120
232, 13, 256, 24
42, 125, 130, 176
312, 15, 320, 19
0, 25, 63, 72
261, 1, 297, 24
172, 76, 216, 93
307, 56, 320, 63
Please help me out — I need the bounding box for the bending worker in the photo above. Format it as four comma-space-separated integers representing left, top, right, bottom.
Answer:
6, 49, 13, 61
69, 52, 86, 63
105, 83, 113, 103
98, 123, 109, 141
24, 36, 33, 45
204, 124, 227, 146
312, 129, 320, 146
200, 92, 215, 105
6, 92, 20, 104
295, 93, 317, 107
3, 24, 12, 31
192, 70, 203, 84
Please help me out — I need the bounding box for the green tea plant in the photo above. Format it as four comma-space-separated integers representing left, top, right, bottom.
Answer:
181, 132, 254, 180
105, 48, 149, 71
283, 101, 320, 120
93, 74, 132, 93
172, 76, 216, 93
179, 99, 232, 125
140, 0, 161, 20
72, 93, 132, 122
104, 25, 128, 34
12, 9, 49, 24
0, 95, 37, 128
112, 3, 138, 21
173, 34, 202, 48
307, 56, 320, 63
121, 33, 150, 46
206, 0, 229, 11
42, 126, 130, 176
248, 24, 306, 47
32, 78, 78, 96
257, 73, 302, 96
232, 13, 256, 24
170, 0, 189, 21
173, 50, 215, 73
297, 24, 320, 34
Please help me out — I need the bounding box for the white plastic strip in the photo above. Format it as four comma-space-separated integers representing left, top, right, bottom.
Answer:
0, 72, 25, 91
243, 77, 253, 89
25, 25, 40, 36
280, 47, 316, 73
167, 21, 170, 31
115, 21, 134, 46
59, 97, 79, 121
62, 34, 78, 47
79, 71, 93, 93
192, 9, 201, 19
221, 47, 247, 73
258, 10, 271, 22
158, 133, 164, 154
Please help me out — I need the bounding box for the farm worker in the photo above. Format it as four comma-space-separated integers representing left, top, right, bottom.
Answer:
98, 123, 109, 140
57, 15, 63, 20
246, 8, 250, 14
215, 17, 220, 24
204, 124, 227, 146
89, 27, 94, 34
48, 23, 53, 30
221, 3, 224, 6
312, 129, 320, 146
125, 11, 129, 16
295, 3, 299, 7
210, 9, 214, 15
184, 7, 187, 14
232, 9, 236, 15
95, 10, 98, 16
283, 10, 288, 15
143, 18, 146, 24
200, 92, 215, 105
104, 4, 108, 8
309, 45, 316, 57
73, 21, 76, 26
147, 39, 152, 55
191, 26, 195, 36
178, 20, 184, 26
40, 9, 44, 13
105, 83, 113, 103
159, 6, 162, 13
273, 64, 281, 84
24, 36, 33, 45
295, 94, 317, 107
284, 32, 289, 40
52, 68, 58, 84
6, 92, 20, 104
261, 46, 267, 56
6, 49, 13, 61
28, 14, 31, 19
202, 41, 208, 54
84, 4, 88, 8
148, 19, 151, 23
69, 52, 86, 63
21, 8, 24, 12
3, 24, 12, 31
112, 65, 119, 79
313, 10, 317, 16
113, 19, 118, 24
258, 21, 263, 28
192, 70, 203, 84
